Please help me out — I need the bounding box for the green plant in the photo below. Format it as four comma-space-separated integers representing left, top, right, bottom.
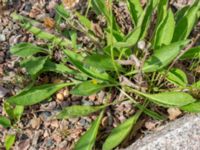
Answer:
1, 0, 200, 149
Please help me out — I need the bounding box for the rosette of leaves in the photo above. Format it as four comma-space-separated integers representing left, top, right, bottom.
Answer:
1, 0, 200, 149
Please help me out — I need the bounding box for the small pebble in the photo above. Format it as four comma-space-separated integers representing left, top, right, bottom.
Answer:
56, 93, 64, 102
0, 86, 9, 98
0, 34, 6, 42
137, 40, 146, 50
63, 89, 70, 97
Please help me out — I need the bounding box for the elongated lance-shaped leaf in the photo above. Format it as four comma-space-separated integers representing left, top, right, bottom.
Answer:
64, 50, 115, 82
55, 4, 70, 20
20, 56, 48, 76
4, 102, 24, 122
192, 80, 200, 88
126, 87, 196, 107
114, 26, 141, 48
84, 54, 123, 71
126, 40, 189, 75
103, 110, 142, 150
5, 134, 16, 150
74, 110, 104, 150
7, 83, 76, 106
175, 5, 190, 23
11, 12, 72, 47
57, 105, 107, 119
10, 43, 48, 57
91, 0, 111, 24
0, 116, 11, 128
152, 9, 175, 48
70, 80, 113, 96
172, 0, 200, 42
41, 60, 77, 75
157, 0, 168, 23
180, 46, 200, 59
137, 0, 154, 39
164, 68, 188, 87
127, 0, 143, 25
181, 102, 200, 112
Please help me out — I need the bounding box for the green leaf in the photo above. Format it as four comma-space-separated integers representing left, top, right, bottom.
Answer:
64, 50, 115, 82
11, 13, 72, 47
57, 105, 107, 119
114, 26, 141, 48
70, 80, 110, 96
192, 80, 200, 88
181, 102, 200, 112
172, 0, 200, 42
13, 105, 24, 122
41, 60, 77, 74
74, 111, 104, 150
3, 102, 24, 122
127, 0, 143, 25
103, 111, 141, 150
91, 0, 111, 24
10, 43, 47, 57
7, 83, 75, 106
142, 41, 189, 73
133, 90, 196, 107
165, 68, 188, 87
152, 9, 175, 48
181, 46, 200, 59
84, 54, 123, 71
156, 0, 168, 23
126, 41, 189, 75
55, 4, 70, 20
21, 56, 48, 76
76, 12, 92, 30
5, 134, 15, 150
137, 0, 154, 39
175, 5, 190, 23
137, 104, 166, 120
0, 116, 11, 128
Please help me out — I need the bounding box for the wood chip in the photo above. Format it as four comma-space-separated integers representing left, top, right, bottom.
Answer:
167, 107, 182, 120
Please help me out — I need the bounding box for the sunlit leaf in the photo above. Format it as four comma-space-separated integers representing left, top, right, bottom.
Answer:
57, 105, 107, 119
152, 9, 175, 48
172, 0, 200, 41
181, 46, 200, 59
70, 81, 111, 96
181, 102, 200, 112
10, 43, 47, 57
5, 134, 15, 150
134, 90, 196, 107
103, 111, 141, 150
165, 68, 188, 87
74, 111, 104, 150
84, 54, 123, 71
64, 50, 115, 82
21, 56, 48, 76
7, 83, 75, 106
126, 41, 189, 75
41, 60, 77, 74
127, 0, 143, 25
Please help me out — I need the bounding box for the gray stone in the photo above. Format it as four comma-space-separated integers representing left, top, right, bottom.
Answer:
0, 86, 9, 98
126, 114, 200, 150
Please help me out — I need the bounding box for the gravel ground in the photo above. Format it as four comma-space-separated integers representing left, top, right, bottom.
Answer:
0, 0, 198, 149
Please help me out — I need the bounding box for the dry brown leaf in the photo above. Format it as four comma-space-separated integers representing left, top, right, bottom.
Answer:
30, 117, 41, 129
43, 17, 55, 29
145, 121, 157, 130
167, 107, 182, 120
